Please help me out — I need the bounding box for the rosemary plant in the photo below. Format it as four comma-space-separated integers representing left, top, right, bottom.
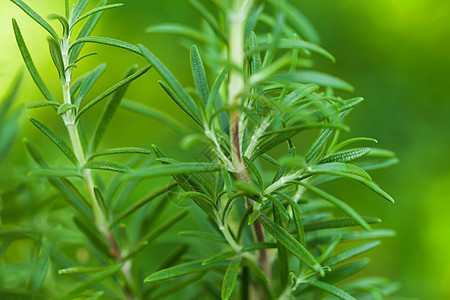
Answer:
10, 1, 188, 299
7, 0, 400, 299
130, 0, 400, 299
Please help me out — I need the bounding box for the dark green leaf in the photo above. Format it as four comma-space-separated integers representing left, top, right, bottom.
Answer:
69, 0, 107, 62
74, 63, 107, 107
121, 99, 188, 135
178, 231, 227, 243
258, 214, 323, 275
146, 23, 214, 44
89, 147, 151, 160
304, 217, 381, 232
187, 0, 226, 42
319, 148, 371, 164
48, 13, 69, 38
83, 161, 132, 173
202, 251, 235, 266
222, 257, 242, 300
324, 241, 381, 267
25, 101, 59, 109
306, 280, 355, 300
138, 44, 201, 125
298, 182, 371, 231
76, 65, 151, 120
123, 162, 220, 180
68, 264, 122, 296
190, 45, 209, 105
90, 65, 137, 151
112, 182, 177, 226
12, 19, 56, 102
70, 4, 124, 29
28, 117, 77, 164
270, 71, 354, 92
11, 0, 60, 41
47, 36, 65, 80
144, 260, 228, 283
69, 36, 141, 54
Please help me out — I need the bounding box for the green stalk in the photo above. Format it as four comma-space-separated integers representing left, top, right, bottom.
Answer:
227, 0, 270, 296
59, 34, 135, 300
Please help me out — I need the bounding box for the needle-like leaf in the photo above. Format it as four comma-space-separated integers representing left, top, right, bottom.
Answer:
76, 65, 151, 120
221, 256, 242, 300
12, 19, 56, 102
29, 117, 77, 164
258, 214, 324, 275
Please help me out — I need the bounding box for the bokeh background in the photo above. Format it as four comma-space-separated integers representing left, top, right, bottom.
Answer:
1, 0, 449, 299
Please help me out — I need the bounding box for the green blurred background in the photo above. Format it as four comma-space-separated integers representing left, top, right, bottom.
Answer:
1, 0, 449, 298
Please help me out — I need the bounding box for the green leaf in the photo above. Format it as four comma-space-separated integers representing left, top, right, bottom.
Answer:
140, 210, 189, 245
82, 161, 132, 173
190, 45, 209, 105
243, 156, 264, 191
324, 241, 381, 267
308, 164, 395, 203
306, 280, 355, 300
304, 217, 381, 232
70, 0, 89, 24
270, 71, 354, 92
178, 231, 227, 243
0, 70, 23, 121
111, 182, 177, 226
29, 236, 55, 291
319, 148, 371, 164
69, 0, 107, 62
70, 3, 124, 29
58, 265, 114, 275
187, 0, 226, 42
28, 117, 77, 164
298, 182, 371, 231
272, 147, 295, 183
330, 137, 378, 153
28, 169, 81, 178
222, 257, 242, 300
48, 13, 69, 38
206, 68, 228, 117
25, 101, 59, 109
68, 264, 122, 297
74, 63, 107, 107
89, 147, 151, 160
120, 99, 188, 135
247, 39, 335, 62
281, 193, 305, 245
144, 260, 228, 283
24, 138, 92, 218
138, 44, 201, 125
124, 162, 220, 180
202, 251, 235, 266
282, 84, 319, 105
69, 36, 141, 54
146, 23, 214, 44
57, 103, 77, 115
322, 259, 370, 284
76, 65, 151, 120
267, 0, 320, 43
258, 214, 323, 275
309, 162, 372, 181
11, 0, 60, 41
12, 19, 56, 102
273, 202, 289, 288
90, 65, 137, 151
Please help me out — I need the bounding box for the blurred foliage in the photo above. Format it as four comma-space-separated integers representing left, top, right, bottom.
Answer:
0, 0, 448, 299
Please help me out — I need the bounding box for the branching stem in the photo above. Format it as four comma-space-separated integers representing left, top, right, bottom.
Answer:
228, 0, 270, 296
